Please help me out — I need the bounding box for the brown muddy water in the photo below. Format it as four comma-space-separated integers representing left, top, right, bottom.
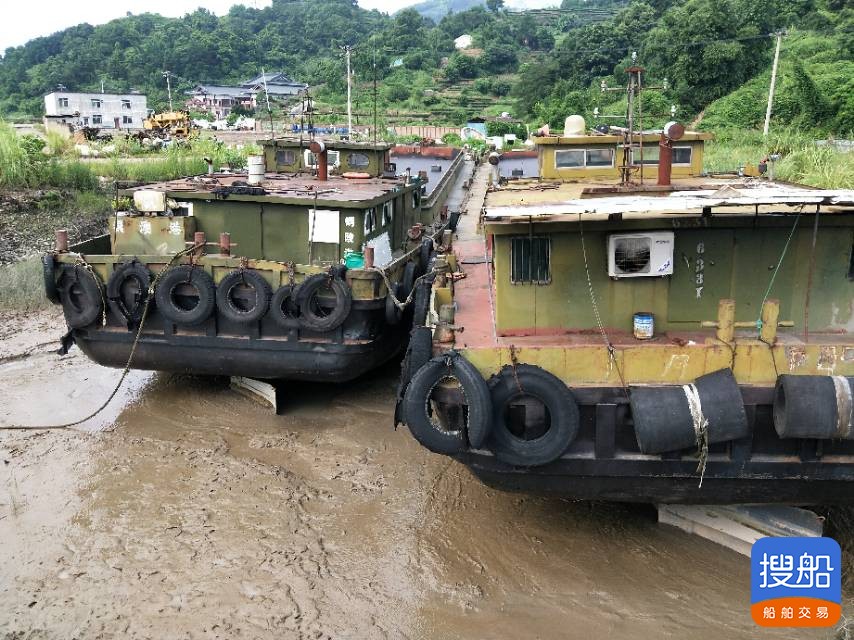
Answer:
0, 310, 833, 639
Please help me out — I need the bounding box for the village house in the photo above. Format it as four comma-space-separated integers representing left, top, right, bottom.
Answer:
186, 72, 307, 119
43, 90, 148, 130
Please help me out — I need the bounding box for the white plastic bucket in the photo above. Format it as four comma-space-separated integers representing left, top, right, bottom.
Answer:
247, 155, 265, 185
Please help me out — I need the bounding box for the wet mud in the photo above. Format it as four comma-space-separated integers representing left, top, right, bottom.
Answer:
0, 310, 833, 639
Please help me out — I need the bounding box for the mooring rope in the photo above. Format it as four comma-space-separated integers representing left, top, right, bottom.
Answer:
682, 383, 709, 487
0, 243, 203, 431
579, 216, 629, 396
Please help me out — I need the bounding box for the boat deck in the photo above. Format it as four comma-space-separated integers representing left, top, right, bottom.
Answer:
121, 171, 408, 203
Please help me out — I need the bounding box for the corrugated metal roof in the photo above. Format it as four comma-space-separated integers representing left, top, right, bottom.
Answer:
484, 184, 854, 223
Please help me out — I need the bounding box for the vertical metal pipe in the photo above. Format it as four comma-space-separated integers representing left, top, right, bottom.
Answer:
55, 229, 69, 253
717, 298, 736, 344
194, 231, 206, 257
219, 232, 231, 256
761, 299, 781, 344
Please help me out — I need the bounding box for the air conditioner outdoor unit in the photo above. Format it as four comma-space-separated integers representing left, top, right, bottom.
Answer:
607, 231, 674, 278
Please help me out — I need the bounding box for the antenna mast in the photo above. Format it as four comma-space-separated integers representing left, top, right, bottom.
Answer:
343, 44, 353, 136
600, 52, 669, 186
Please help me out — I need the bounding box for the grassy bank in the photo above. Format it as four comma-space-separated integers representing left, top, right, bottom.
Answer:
704, 129, 854, 188
0, 257, 47, 311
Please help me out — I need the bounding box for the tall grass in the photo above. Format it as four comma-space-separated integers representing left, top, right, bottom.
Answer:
0, 120, 98, 190
0, 257, 48, 311
704, 128, 854, 188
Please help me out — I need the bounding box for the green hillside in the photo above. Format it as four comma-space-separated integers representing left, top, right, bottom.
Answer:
0, 0, 851, 135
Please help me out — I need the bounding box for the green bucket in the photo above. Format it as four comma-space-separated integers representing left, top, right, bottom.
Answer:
344, 252, 365, 269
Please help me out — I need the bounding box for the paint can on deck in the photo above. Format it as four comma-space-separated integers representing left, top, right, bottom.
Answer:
633, 312, 654, 340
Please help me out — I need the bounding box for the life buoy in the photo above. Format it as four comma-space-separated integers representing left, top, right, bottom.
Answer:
154, 265, 216, 326
385, 282, 404, 326
486, 364, 580, 467
216, 269, 272, 324
269, 284, 301, 328
296, 273, 352, 332
57, 264, 104, 329
107, 260, 152, 325
402, 350, 492, 453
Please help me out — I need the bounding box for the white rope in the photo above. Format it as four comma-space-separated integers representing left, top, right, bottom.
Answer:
682, 383, 709, 487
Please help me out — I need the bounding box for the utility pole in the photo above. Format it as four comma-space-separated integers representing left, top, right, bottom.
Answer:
261, 67, 273, 133
763, 32, 783, 137
343, 45, 353, 135
162, 70, 173, 112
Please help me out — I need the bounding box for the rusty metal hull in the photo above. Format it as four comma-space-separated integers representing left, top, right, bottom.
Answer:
452, 386, 854, 504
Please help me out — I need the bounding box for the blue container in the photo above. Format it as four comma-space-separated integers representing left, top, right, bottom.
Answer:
344, 252, 365, 269
633, 312, 654, 340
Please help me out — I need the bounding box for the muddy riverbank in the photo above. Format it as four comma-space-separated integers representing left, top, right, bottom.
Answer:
0, 309, 836, 639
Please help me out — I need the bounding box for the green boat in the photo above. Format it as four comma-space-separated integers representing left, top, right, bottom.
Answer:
43, 138, 464, 382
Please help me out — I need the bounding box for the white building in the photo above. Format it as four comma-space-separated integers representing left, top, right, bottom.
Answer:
43, 91, 149, 130
454, 34, 473, 49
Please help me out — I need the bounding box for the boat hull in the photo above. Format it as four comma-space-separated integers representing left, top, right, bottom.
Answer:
445, 386, 854, 504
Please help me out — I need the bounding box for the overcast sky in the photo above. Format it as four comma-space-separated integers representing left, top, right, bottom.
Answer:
0, 0, 436, 52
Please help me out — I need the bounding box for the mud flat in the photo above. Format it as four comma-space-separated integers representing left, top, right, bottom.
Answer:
0, 310, 827, 639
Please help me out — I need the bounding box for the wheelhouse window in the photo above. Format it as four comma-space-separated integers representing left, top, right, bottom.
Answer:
633, 145, 660, 165
122, 115, 133, 125
364, 207, 377, 235
276, 149, 296, 165
92, 114, 102, 125
58, 97, 69, 108
586, 148, 614, 167
673, 146, 693, 165
91, 99, 102, 108
381, 201, 393, 227
122, 99, 132, 110
348, 152, 370, 169
555, 148, 614, 169
555, 149, 585, 168
510, 236, 551, 284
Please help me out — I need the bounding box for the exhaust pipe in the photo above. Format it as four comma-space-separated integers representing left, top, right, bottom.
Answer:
657, 121, 685, 187
309, 140, 327, 181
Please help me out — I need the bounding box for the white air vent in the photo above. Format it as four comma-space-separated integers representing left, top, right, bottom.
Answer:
607, 232, 674, 278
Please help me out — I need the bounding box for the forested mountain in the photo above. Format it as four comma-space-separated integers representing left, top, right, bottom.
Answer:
0, 0, 851, 134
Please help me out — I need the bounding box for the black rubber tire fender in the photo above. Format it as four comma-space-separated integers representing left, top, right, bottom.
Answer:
154, 265, 216, 326
106, 260, 152, 324
57, 264, 104, 329
296, 273, 352, 332
401, 261, 419, 301
419, 237, 434, 275
269, 284, 301, 328
42, 254, 59, 304
385, 282, 404, 326
486, 364, 580, 467
394, 326, 434, 426
216, 269, 272, 324
402, 351, 492, 454
411, 274, 434, 327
